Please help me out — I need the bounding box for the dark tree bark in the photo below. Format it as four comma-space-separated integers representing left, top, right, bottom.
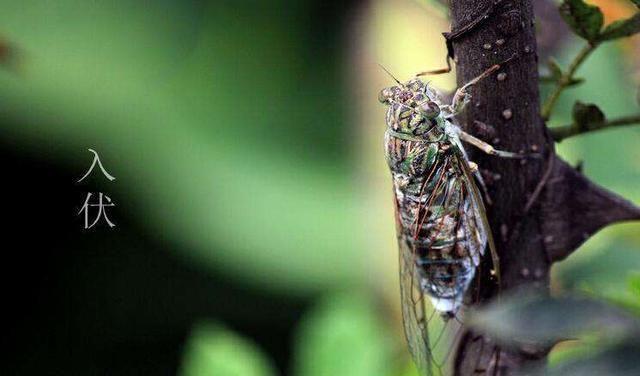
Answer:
444, 1, 640, 374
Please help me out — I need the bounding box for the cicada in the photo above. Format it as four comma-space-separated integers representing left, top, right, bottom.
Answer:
379, 65, 521, 375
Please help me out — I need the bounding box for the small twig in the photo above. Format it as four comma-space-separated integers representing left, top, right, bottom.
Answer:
551, 114, 640, 141
541, 42, 597, 121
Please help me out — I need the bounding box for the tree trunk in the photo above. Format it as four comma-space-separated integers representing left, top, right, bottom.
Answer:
445, 1, 640, 374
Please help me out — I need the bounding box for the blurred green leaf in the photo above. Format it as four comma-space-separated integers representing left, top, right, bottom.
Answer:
559, 0, 604, 42
0, 0, 364, 294
572, 101, 606, 131
549, 341, 640, 376
179, 322, 277, 376
468, 292, 639, 345
598, 14, 640, 41
292, 293, 394, 376
548, 338, 601, 368
610, 274, 640, 314
631, 0, 640, 9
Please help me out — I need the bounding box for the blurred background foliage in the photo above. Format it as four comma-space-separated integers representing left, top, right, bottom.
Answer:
1, 0, 639, 375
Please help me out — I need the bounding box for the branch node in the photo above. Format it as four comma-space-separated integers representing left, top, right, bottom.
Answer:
539, 157, 640, 263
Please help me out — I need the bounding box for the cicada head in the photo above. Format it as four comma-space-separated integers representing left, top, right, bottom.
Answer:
379, 77, 441, 136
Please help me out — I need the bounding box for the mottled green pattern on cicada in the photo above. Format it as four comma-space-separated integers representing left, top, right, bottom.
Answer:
380, 77, 497, 375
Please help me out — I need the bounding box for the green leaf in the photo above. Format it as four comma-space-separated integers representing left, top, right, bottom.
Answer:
559, 0, 604, 42
598, 14, 640, 41
467, 292, 640, 345
605, 274, 640, 315
292, 293, 394, 376
567, 77, 586, 87
572, 101, 605, 131
179, 322, 277, 376
631, 0, 640, 9
548, 58, 564, 81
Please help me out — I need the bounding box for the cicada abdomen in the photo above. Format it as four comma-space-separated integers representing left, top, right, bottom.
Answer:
380, 77, 499, 375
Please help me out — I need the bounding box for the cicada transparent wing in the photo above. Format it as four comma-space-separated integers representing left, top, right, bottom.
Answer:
398, 231, 433, 374
456, 152, 500, 288
395, 150, 500, 376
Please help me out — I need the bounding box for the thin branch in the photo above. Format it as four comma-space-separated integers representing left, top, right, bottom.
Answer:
551, 114, 640, 141
541, 42, 597, 121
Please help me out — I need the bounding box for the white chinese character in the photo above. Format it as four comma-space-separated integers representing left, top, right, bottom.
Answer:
77, 148, 116, 183
78, 192, 116, 229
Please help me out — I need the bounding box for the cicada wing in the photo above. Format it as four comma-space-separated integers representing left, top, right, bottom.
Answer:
396, 191, 461, 375
450, 154, 502, 374
398, 235, 433, 375
456, 153, 500, 290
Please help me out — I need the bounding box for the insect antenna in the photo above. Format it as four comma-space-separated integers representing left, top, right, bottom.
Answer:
378, 63, 403, 86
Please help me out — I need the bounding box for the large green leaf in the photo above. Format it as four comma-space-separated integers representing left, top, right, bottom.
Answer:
559, 0, 604, 42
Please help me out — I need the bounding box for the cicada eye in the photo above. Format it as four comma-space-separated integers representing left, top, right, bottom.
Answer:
418, 101, 441, 118
378, 87, 396, 104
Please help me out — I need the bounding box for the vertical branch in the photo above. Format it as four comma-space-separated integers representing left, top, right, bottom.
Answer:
447, 1, 550, 374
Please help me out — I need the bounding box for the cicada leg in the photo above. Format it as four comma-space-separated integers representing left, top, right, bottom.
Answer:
415, 56, 453, 77
445, 54, 517, 116
458, 131, 524, 159
448, 64, 500, 115
468, 161, 493, 206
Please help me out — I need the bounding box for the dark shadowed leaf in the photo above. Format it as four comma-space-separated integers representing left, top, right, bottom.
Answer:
568, 77, 586, 87
598, 14, 640, 41
631, 0, 640, 9
559, 0, 604, 42
549, 341, 640, 376
572, 101, 605, 130
467, 292, 640, 345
